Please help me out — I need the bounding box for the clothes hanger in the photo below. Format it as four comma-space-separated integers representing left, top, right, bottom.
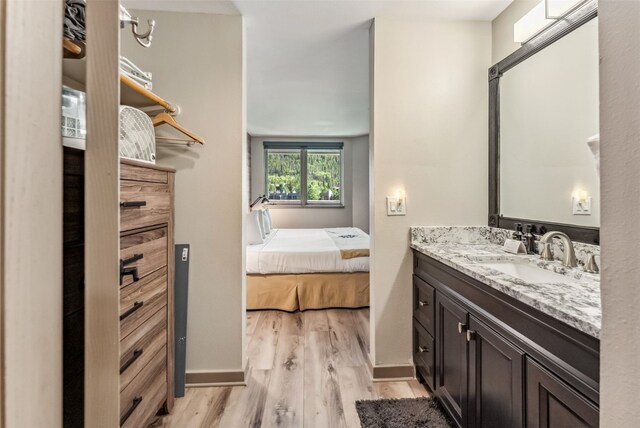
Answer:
152, 111, 205, 145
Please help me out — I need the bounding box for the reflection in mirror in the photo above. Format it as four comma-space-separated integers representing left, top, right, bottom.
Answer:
500, 18, 599, 227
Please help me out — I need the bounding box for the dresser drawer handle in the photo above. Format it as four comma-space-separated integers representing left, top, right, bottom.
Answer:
119, 349, 144, 374
121, 253, 144, 266
120, 396, 143, 426
120, 201, 147, 208
418, 300, 429, 307
418, 346, 429, 353
120, 301, 144, 321
119, 266, 139, 286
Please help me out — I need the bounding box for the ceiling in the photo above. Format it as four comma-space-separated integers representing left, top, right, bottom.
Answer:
125, 0, 513, 137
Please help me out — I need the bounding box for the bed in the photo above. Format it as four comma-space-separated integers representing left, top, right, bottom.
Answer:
246, 227, 370, 311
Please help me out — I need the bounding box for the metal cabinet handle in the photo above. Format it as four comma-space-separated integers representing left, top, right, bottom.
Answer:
457, 322, 467, 334
120, 301, 144, 321
418, 346, 429, 353
418, 300, 429, 307
120, 201, 147, 208
466, 330, 476, 342
119, 349, 144, 374
121, 253, 143, 266
119, 254, 143, 286
120, 396, 143, 426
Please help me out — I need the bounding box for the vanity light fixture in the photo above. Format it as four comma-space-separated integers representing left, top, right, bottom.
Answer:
514, 0, 588, 43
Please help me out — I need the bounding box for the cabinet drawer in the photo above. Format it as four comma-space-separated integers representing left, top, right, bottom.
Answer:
413, 275, 435, 335
413, 319, 435, 390
120, 227, 168, 287
120, 267, 167, 339
121, 307, 166, 367
120, 308, 167, 392
120, 348, 167, 428
120, 181, 171, 232
121, 162, 168, 184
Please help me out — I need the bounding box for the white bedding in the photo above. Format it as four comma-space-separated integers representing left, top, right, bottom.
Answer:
246, 228, 370, 274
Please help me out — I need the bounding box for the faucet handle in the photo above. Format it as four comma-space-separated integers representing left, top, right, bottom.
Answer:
584, 253, 599, 274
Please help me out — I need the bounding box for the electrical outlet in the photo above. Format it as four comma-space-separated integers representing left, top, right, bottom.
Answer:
572, 196, 592, 215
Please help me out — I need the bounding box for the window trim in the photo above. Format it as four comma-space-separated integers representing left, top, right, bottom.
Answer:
264, 142, 345, 208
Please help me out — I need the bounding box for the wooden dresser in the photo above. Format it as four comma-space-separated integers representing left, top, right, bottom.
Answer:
63, 147, 175, 427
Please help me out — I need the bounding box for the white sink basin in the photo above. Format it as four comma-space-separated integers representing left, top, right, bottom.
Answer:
478, 260, 575, 284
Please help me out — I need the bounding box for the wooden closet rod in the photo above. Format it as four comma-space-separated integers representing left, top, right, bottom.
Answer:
120, 74, 178, 113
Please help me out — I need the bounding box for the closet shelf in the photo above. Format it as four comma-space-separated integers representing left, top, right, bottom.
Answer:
63, 57, 178, 113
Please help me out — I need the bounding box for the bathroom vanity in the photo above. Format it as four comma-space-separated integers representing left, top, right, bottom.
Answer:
411, 227, 600, 428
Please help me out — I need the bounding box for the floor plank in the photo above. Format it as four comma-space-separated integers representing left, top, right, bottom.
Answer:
374, 381, 416, 399
217, 368, 271, 428
261, 332, 304, 427
247, 311, 282, 370
303, 331, 346, 428
154, 309, 424, 428
326, 309, 368, 368
336, 365, 376, 427
304, 309, 330, 333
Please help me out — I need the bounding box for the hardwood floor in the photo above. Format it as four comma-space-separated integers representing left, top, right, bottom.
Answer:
153, 309, 429, 427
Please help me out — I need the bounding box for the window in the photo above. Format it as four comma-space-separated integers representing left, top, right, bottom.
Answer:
265, 142, 344, 207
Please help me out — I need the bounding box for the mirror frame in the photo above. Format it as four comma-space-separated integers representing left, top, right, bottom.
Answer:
488, 0, 599, 244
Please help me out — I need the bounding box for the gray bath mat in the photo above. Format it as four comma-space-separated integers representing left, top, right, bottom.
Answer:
355, 397, 453, 428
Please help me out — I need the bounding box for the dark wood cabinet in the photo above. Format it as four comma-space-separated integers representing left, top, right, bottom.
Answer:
435, 292, 469, 427
468, 316, 524, 428
412, 250, 599, 428
413, 320, 435, 390
526, 359, 599, 428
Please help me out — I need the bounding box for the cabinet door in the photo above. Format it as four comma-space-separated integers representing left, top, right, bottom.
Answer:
435, 293, 468, 427
526, 359, 599, 427
468, 316, 524, 428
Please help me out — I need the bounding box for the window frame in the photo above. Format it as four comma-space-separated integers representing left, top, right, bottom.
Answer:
264, 142, 345, 208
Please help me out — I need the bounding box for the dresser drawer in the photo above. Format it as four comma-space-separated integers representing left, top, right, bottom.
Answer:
413, 319, 435, 390
120, 308, 167, 392
121, 162, 168, 184
120, 348, 167, 428
120, 180, 171, 232
120, 267, 167, 340
120, 227, 168, 287
413, 275, 435, 335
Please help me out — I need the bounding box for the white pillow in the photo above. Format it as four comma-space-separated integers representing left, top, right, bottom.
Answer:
256, 210, 267, 238
247, 211, 264, 245
260, 209, 271, 235
264, 208, 273, 231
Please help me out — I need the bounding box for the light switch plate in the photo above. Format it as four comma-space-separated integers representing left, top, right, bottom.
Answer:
572, 196, 592, 215
387, 196, 406, 216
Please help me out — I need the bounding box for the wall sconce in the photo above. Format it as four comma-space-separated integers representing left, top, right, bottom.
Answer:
387, 191, 406, 216
572, 190, 592, 215
514, 0, 587, 43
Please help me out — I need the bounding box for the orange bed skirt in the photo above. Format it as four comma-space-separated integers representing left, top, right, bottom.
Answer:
246, 272, 370, 312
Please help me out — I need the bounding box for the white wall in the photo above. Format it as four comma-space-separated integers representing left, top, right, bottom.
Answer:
500, 19, 600, 227
250, 135, 370, 232
599, 0, 640, 425
370, 18, 491, 366
123, 11, 246, 374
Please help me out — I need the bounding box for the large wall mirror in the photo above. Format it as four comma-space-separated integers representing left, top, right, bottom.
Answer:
489, 0, 599, 244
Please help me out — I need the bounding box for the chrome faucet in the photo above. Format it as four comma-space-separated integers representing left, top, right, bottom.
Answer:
539, 231, 577, 268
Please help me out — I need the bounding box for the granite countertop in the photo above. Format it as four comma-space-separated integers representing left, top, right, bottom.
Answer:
410, 226, 601, 338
